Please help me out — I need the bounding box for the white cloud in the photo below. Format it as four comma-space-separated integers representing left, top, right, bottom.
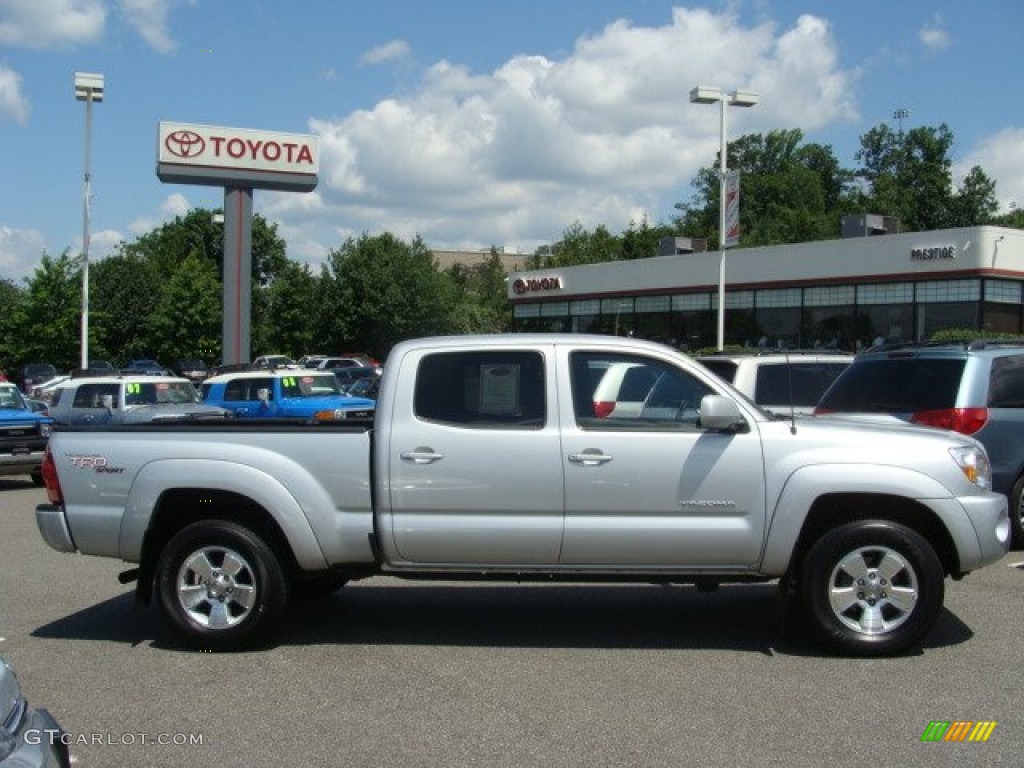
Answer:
957, 127, 1024, 214
161, 192, 191, 217
117, 0, 181, 53
360, 39, 411, 66
294, 8, 857, 257
919, 13, 951, 52
0, 65, 29, 123
0, 225, 47, 281
0, 0, 106, 49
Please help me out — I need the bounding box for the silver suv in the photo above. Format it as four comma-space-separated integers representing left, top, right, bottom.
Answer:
816, 339, 1024, 546
696, 351, 852, 416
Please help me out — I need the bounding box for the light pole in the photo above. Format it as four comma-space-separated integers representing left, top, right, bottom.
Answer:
689, 85, 758, 350
74, 72, 104, 369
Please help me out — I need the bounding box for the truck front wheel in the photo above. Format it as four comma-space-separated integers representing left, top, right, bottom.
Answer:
800, 520, 944, 657
156, 520, 289, 651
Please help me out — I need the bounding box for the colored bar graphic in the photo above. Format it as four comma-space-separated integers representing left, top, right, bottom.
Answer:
920, 720, 997, 742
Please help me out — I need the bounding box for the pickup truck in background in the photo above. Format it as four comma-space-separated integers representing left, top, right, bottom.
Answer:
35, 335, 1010, 656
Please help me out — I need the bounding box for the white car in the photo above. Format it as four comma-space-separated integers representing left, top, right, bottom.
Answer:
696, 352, 852, 416
48, 374, 230, 425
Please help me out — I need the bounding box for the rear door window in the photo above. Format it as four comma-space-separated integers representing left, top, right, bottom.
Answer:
988, 355, 1024, 408
414, 351, 545, 428
755, 362, 850, 407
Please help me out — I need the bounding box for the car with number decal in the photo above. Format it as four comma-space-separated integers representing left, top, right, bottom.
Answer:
200, 368, 375, 420
47, 373, 230, 426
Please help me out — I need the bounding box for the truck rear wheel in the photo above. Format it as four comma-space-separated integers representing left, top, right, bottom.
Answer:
800, 520, 943, 656
156, 520, 289, 651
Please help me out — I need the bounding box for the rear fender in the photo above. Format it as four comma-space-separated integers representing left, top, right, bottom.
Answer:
119, 459, 329, 570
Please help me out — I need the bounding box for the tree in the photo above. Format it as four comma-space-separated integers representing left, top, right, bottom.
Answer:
0, 279, 24, 371
853, 122, 997, 231
10, 252, 82, 370
90, 251, 164, 363
255, 260, 319, 357
143, 251, 222, 364
528, 222, 621, 268
317, 233, 455, 360
674, 128, 851, 246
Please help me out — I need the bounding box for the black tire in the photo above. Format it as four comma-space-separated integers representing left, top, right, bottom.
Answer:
30, 470, 44, 487
156, 520, 289, 651
800, 520, 944, 657
1009, 476, 1024, 550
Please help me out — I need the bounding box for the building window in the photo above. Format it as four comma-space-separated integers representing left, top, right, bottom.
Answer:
806, 285, 855, 306
636, 296, 670, 313
985, 280, 1022, 304
673, 293, 710, 311
756, 288, 802, 308
916, 280, 980, 303
858, 283, 913, 304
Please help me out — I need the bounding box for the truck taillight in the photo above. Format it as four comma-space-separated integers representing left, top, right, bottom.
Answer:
41, 444, 63, 505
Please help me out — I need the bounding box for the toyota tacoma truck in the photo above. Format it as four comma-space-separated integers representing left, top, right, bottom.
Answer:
34, 335, 1010, 656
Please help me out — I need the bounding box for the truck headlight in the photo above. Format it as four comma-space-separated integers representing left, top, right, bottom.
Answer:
949, 445, 992, 490
40, 422, 52, 438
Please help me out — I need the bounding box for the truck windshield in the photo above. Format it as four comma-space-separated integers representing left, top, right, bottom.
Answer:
280, 374, 342, 398
0, 384, 27, 410
125, 381, 199, 405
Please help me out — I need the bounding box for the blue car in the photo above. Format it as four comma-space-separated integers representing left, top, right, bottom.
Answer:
0, 382, 53, 486
201, 369, 374, 420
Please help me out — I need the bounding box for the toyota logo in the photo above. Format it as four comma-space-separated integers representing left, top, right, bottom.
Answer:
164, 130, 206, 158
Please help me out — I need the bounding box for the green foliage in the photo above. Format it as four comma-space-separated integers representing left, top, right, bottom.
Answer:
9, 252, 83, 370
929, 328, 1024, 342
142, 251, 223, 364
316, 233, 456, 360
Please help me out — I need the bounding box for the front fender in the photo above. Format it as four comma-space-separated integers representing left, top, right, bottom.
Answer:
761, 463, 958, 574
118, 458, 329, 570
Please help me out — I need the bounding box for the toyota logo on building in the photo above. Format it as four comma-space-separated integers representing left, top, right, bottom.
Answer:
164, 130, 206, 158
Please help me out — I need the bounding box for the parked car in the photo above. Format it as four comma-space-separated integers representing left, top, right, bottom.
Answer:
252, 354, 297, 370
696, 351, 852, 416
201, 369, 375, 420
175, 359, 211, 384
815, 339, 1024, 547
315, 356, 371, 371
48, 374, 230, 425
590, 360, 659, 418
0, 655, 70, 767
344, 372, 381, 399
28, 376, 70, 405
0, 382, 53, 485
124, 359, 172, 375
19, 363, 57, 395
331, 365, 380, 393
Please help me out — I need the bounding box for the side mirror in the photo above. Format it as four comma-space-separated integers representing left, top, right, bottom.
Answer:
699, 394, 747, 432
101, 394, 114, 411
257, 387, 270, 403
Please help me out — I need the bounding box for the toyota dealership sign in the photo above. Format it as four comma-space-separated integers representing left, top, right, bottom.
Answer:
157, 121, 319, 191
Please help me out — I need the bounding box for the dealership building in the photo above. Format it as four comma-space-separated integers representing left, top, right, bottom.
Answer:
505, 223, 1024, 351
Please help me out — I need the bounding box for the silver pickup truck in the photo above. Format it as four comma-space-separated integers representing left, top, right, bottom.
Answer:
35, 335, 1010, 656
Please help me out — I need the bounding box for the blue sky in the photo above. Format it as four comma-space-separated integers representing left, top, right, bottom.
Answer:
2, 0, 1023, 281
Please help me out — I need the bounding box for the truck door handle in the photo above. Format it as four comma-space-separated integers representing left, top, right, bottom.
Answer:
400, 448, 444, 464
568, 450, 613, 465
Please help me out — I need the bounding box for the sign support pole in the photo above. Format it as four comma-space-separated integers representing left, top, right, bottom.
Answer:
222, 186, 253, 365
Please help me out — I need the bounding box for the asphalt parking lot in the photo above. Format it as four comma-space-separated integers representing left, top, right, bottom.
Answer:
2, 479, 1022, 768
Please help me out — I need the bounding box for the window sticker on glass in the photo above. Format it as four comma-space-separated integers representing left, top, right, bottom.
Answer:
479, 364, 520, 415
